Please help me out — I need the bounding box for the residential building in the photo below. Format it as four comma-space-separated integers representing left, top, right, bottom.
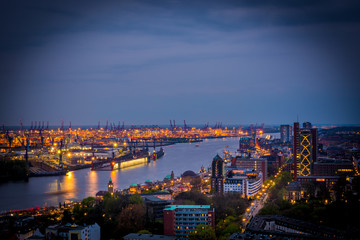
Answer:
283, 181, 303, 203
45, 223, 100, 240
280, 125, 290, 143
245, 215, 345, 239
163, 205, 215, 240
296, 176, 340, 188
140, 192, 173, 220
224, 170, 263, 197
313, 158, 354, 176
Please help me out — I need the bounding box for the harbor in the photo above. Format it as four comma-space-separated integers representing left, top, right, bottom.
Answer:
0, 137, 240, 212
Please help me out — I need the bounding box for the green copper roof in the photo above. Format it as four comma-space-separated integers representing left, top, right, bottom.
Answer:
164, 175, 171, 180
213, 154, 222, 160
130, 183, 137, 187
164, 205, 211, 211
145, 179, 152, 183
109, 177, 112, 182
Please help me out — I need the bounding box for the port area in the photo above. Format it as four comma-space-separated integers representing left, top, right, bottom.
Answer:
0, 123, 245, 179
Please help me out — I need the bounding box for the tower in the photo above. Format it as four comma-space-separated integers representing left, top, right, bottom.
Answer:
211, 154, 225, 194
293, 122, 318, 180
108, 177, 114, 195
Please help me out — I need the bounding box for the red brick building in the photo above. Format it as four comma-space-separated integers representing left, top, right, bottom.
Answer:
164, 205, 215, 239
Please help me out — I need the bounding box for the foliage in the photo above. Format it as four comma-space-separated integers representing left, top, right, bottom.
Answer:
116, 204, 146, 234
175, 190, 209, 205
81, 197, 96, 207
258, 173, 360, 238
189, 224, 216, 240
215, 215, 241, 237
211, 192, 249, 224
129, 194, 144, 205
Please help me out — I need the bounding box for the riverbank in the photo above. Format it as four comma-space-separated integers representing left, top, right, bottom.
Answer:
0, 137, 240, 211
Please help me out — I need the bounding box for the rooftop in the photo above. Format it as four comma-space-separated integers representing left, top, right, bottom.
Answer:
123, 233, 174, 240
164, 205, 211, 211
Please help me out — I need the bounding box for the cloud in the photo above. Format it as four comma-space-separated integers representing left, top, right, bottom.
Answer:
0, 0, 360, 125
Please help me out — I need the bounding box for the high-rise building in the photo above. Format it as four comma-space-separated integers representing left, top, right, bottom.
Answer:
211, 154, 225, 194
280, 125, 290, 143
293, 122, 318, 180
163, 205, 215, 239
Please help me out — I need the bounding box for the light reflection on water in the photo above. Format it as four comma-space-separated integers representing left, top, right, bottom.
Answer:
0, 137, 240, 211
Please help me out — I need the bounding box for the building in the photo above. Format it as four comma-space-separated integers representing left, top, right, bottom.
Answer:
95, 177, 115, 200
293, 122, 318, 180
296, 176, 340, 188
163, 205, 215, 239
224, 170, 263, 198
238, 137, 251, 152
211, 154, 225, 194
280, 125, 290, 143
231, 156, 267, 182
108, 177, 114, 195
181, 170, 200, 184
245, 215, 345, 239
140, 192, 173, 220
313, 158, 354, 176
293, 122, 300, 180
303, 122, 312, 129
45, 223, 100, 240
124, 233, 174, 240
283, 181, 303, 203
267, 150, 285, 171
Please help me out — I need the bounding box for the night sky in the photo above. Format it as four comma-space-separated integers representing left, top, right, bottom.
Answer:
1, 0, 360, 126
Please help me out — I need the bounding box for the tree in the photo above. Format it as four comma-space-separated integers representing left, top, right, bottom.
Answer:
129, 194, 144, 205
189, 224, 216, 240
82, 196, 96, 207
175, 190, 209, 205
117, 204, 146, 234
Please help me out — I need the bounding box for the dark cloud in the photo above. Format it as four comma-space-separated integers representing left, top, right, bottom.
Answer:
0, 0, 359, 125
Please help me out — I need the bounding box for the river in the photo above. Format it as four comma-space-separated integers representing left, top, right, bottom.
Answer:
0, 137, 241, 212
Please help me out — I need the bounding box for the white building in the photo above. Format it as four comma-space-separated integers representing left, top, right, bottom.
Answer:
224, 170, 263, 197
46, 223, 100, 240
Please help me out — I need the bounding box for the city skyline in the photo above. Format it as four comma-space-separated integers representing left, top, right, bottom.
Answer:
1, 0, 360, 125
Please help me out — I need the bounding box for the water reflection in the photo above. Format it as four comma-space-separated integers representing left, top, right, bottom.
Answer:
88, 170, 99, 197
0, 137, 240, 211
